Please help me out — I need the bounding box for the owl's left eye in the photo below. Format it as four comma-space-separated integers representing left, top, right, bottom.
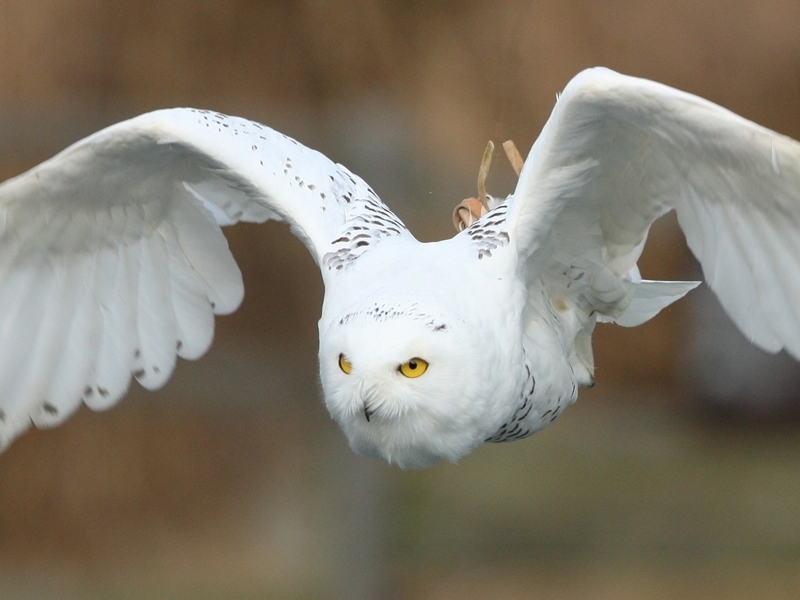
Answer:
338, 354, 352, 374
398, 358, 429, 378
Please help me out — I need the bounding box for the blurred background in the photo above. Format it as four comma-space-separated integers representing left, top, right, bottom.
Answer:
1, 1, 800, 598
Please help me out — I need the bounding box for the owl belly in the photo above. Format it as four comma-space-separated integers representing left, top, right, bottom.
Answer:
484, 348, 578, 444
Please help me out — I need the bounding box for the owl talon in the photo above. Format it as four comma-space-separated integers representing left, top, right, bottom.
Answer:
502, 140, 524, 176
477, 141, 494, 209
452, 197, 487, 231
453, 140, 526, 231
453, 141, 495, 231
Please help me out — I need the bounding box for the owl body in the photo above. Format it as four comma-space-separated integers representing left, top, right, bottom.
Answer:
317, 230, 577, 468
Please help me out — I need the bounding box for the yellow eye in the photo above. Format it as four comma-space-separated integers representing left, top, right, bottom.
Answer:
338, 354, 352, 374
398, 358, 428, 378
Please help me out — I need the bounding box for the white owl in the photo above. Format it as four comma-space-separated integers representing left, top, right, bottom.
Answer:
1, 68, 799, 468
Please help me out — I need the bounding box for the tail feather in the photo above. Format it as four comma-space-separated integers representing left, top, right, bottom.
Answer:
606, 280, 700, 327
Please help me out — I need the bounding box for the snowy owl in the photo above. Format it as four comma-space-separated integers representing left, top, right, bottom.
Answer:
0, 68, 799, 468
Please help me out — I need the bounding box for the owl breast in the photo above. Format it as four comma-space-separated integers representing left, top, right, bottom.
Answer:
484, 348, 576, 443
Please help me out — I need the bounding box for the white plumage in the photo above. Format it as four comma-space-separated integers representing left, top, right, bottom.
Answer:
1, 68, 799, 468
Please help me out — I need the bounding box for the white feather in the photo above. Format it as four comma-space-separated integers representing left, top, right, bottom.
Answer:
169, 198, 243, 316
84, 247, 135, 410
133, 231, 178, 390
163, 218, 216, 360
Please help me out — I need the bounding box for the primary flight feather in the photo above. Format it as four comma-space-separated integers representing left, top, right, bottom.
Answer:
1, 68, 799, 468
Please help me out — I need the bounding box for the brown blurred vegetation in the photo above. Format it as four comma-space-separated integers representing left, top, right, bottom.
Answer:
0, 1, 799, 598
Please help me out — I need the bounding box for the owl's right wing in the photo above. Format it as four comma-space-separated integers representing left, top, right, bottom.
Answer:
0, 108, 409, 450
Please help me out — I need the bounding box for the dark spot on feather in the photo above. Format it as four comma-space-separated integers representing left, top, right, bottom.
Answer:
176, 340, 183, 351
84, 387, 94, 396
355, 241, 369, 248
42, 402, 58, 416
520, 403, 533, 420
133, 368, 145, 378
134, 349, 141, 359
0, 410, 5, 421
98, 387, 109, 398
153, 366, 160, 374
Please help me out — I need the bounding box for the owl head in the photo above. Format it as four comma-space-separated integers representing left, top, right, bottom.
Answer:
318, 301, 506, 469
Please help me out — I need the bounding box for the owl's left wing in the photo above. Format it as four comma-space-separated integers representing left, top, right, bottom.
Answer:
505, 68, 800, 384
0, 108, 405, 450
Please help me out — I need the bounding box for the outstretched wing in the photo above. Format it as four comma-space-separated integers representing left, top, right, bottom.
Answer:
506, 68, 800, 383
0, 108, 406, 449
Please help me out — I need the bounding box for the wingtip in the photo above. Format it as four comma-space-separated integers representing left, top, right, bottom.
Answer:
562, 67, 626, 97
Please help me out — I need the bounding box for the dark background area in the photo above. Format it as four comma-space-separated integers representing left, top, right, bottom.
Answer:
0, 1, 799, 598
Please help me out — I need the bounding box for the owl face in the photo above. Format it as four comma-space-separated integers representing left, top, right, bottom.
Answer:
318, 303, 499, 469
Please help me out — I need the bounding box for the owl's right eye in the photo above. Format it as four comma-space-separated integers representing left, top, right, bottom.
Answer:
338, 354, 352, 374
